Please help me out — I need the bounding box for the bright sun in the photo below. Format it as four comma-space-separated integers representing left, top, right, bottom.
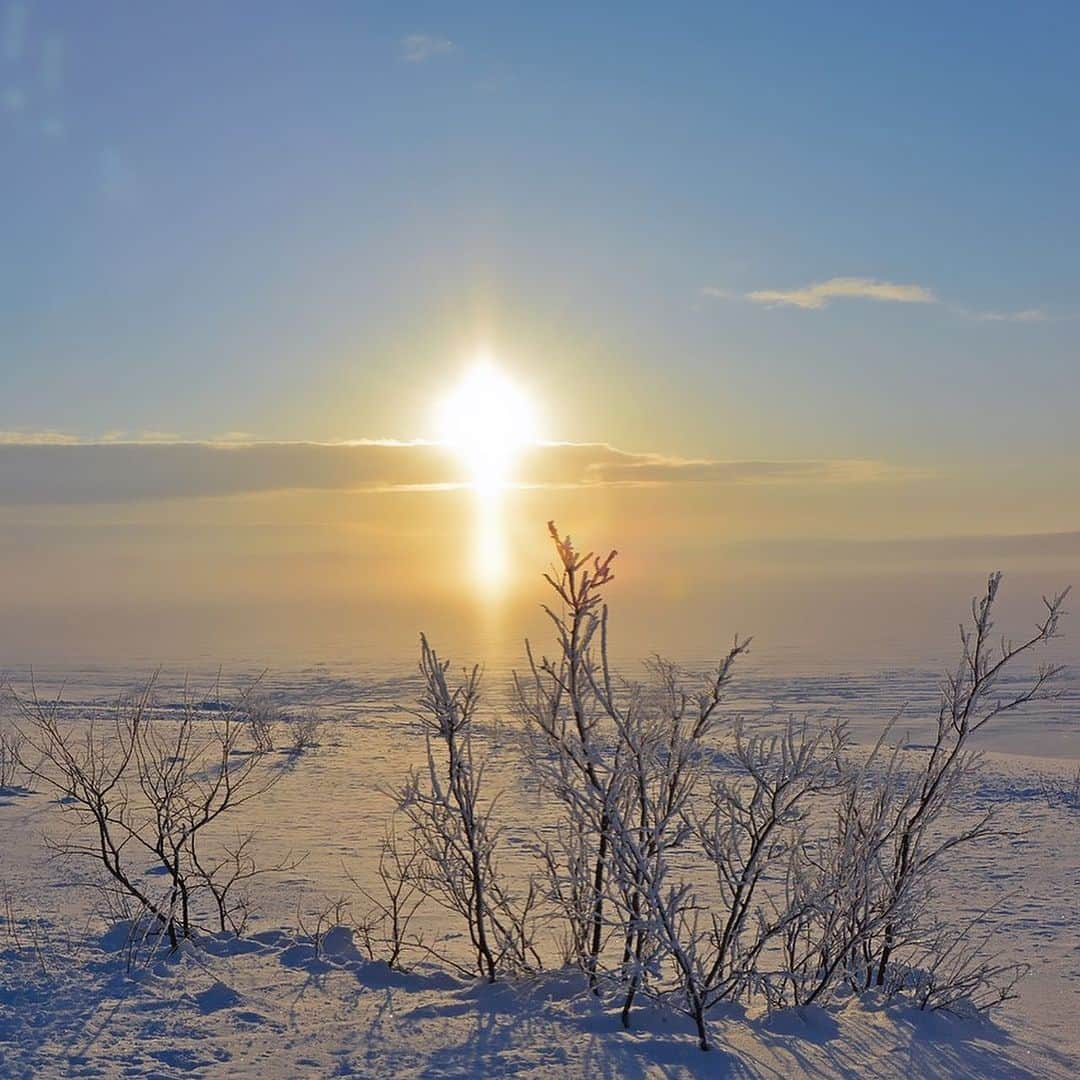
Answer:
436, 357, 538, 490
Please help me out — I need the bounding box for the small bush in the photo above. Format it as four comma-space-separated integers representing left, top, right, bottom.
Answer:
287, 711, 324, 754
245, 696, 279, 753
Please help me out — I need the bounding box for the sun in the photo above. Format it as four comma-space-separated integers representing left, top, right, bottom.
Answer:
436, 356, 539, 490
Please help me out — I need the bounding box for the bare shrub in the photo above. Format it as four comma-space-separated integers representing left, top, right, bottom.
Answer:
0, 727, 23, 789
296, 894, 353, 959
646, 719, 847, 1043
897, 899, 1029, 1014
514, 523, 772, 1046
512, 524, 624, 987
11, 678, 284, 950
807, 576, 1068, 1011
190, 829, 304, 936
509, 526, 1068, 1047
287, 711, 325, 754
1039, 766, 1080, 810
245, 696, 279, 754
244, 697, 323, 756
398, 635, 540, 981
868, 576, 1065, 987
349, 822, 426, 970
757, 576, 1068, 1018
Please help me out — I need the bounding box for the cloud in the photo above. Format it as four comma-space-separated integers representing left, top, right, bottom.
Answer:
0, 429, 82, 445
706, 277, 1058, 323
0, 439, 903, 505
100, 429, 180, 444
564, 446, 898, 487
746, 277, 936, 310
963, 307, 1049, 323
401, 34, 456, 63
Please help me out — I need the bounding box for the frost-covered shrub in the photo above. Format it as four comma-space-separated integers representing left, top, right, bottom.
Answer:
406, 523, 1069, 1050
396, 637, 540, 981
244, 696, 279, 753
287, 711, 325, 754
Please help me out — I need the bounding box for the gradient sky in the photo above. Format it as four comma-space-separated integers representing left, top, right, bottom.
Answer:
2, 3, 1078, 667
5, 2, 1078, 455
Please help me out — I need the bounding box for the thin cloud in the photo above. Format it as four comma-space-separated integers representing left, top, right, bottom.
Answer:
745, 277, 936, 310
705, 277, 1058, 322
0, 439, 906, 505
100, 429, 180, 444
0, 429, 82, 445
401, 34, 456, 63
569, 446, 903, 488
961, 307, 1049, 323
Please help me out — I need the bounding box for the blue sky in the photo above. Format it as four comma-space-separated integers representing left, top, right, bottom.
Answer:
3, 2, 1078, 467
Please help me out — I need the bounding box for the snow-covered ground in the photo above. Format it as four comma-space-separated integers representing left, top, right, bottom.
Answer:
1, 665, 1077, 1078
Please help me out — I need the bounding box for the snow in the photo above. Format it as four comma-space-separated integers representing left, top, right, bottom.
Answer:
1, 929, 1072, 1078
1, 664, 1077, 1078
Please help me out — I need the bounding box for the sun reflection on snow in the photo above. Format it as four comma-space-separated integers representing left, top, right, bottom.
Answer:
470, 486, 510, 599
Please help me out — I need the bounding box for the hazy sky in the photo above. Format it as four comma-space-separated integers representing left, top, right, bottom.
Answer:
2, 4, 1078, 667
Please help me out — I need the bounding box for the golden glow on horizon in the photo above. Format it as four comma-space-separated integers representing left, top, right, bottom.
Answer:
436, 356, 539, 492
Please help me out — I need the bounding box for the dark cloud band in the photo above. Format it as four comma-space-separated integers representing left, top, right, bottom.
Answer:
0, 439, 895, 505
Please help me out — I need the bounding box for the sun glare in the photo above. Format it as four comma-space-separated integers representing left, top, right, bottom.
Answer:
436, 357, 538, 490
